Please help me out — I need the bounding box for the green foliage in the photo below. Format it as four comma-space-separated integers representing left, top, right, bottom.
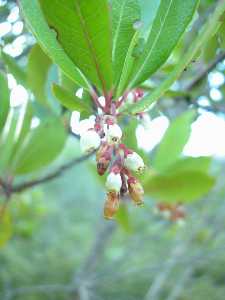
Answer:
129, 0, 199, 88
27, 44, 52, 106
12, 117, 67, 174
52, 83, 92, 113
127, 0, 225, 114
0, 0, 225, 298
144, 170, 215, 202
9, 102, 33, 163
167, 157, 212, 174
112, 0, 140, 86
116, 31, 140, 98
153, 111, 196, 172
19, 0, 90, 89
39, 0, 113, 92
139, 0, 160, 31
0, 51, 27, 87
0, 109, 20, 174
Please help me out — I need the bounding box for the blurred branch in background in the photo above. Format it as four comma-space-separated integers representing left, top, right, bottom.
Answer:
0, 151, 95, 196
186, 51, 225, 90
72, 221, 116, 300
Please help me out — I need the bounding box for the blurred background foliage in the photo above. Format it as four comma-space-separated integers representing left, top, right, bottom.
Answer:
0, 0, 225, 299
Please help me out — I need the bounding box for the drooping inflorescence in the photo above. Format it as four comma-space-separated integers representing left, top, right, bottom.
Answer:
78, 89, 148, 219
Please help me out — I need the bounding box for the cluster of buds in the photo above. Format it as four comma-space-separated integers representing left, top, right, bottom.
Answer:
78, 112, 145, 220
154, 202, 186, 224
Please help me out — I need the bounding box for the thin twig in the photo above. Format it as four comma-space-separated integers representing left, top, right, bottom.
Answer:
11, 152, 95, 194
186, 51, 225, 90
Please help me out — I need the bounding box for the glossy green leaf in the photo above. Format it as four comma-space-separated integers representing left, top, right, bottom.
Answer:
52, 84, 92, 113
218, 19, 225, 48
27, 44, 52, 106
125, 1, 225, 114
19, 0, 90, 90
129, 0, 199, 87
144, 171, 215, 202
0, 72, 10, 133
116, 31, 140, 98
112, 0, 140, 86
60, 72, 79, 94
153, 111, 196, 172
0, 51, 27, 87
167, 157, 212, 174
39, 0, 113, 92
13, 117, 67, 174
139, 0, 160, 31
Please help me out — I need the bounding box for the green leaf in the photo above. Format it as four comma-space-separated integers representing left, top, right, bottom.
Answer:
60, 72, 79, 94
144, 171, 215, 202
27, 44, 52, 106
0, 72, 10, 133
0, 109, 20, 175
39, 0, 113, 92
0, 51, 27, 87
12, 117, 67, 174
125, 1, 225, 114
129, 0, 199, 87
203, 34, 218, 62
167, 157, 212, 174
10, 102, 33, 165
19, 0, 90, 90
139, 0, 160, 31
112, 0, 140, 86
153, 111, 196, 172
52, 83, 92, 113
115, 31, 140, 98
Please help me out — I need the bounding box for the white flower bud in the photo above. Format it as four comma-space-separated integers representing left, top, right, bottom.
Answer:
80, 130, 101, 154
106, 124, 122, 144
124, 152, 145, 173
105, 172, 122, 192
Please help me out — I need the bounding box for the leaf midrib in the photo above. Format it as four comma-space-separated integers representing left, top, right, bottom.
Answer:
130, 0, 173, 86
74, 1, 107, 94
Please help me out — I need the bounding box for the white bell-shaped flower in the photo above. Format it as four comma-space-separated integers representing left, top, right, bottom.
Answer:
106, 123, 122, 144
124, 152, 145, 173
80, 130, 101, 154
105, 172, 122, 192
78, 116, 96, 136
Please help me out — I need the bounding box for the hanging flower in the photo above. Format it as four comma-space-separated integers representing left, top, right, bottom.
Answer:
106, 123, 123, 144
128, 177, 144, 206
105, 171, 122, 192
80, 130, 101, 154
124, 151, 145, 173
104, 191, 120, 219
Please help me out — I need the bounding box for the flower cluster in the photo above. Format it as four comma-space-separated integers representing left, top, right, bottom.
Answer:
79, 112, 145, 220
